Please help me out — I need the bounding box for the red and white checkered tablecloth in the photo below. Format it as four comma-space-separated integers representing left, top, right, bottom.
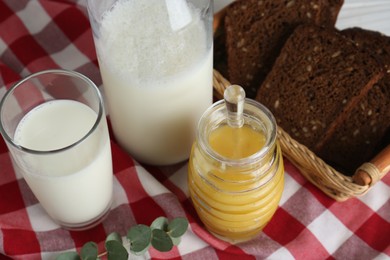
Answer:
0, 0, 389, 259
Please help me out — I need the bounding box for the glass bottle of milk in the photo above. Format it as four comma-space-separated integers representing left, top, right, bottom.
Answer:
87, 0, 213, 165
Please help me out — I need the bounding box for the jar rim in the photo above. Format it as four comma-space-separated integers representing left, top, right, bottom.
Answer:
196, 98, 277, 167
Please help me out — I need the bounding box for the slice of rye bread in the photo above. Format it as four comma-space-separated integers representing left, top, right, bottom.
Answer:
255, 24, 384, 173
317, 78, 390, 174
341, 27, 390, 70
224, 0, 344, 98
316, 28, 390, 174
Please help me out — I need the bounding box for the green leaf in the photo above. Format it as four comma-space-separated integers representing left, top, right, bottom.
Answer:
150, 216, 168, 231
130, 244, 150, 256
167, 217, 189, 238
170, 236, 181, 246
127, 224, 152, 255
106, 232, 122, 244
151, 229, 173, 252
55, 252, 80, 260
105, 240, 128, 260
56, 217, 189, 259
80, 242, 98, 260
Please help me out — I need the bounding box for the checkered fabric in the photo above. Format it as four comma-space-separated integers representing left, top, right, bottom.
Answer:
0, 0, 389, 259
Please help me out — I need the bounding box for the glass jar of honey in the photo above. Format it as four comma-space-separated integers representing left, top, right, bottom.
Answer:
188, 85, 284, 243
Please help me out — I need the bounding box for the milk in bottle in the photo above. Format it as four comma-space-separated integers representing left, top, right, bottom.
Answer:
89, 0, 213, 165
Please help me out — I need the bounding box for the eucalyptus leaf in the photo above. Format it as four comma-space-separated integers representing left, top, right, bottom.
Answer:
170, 236, 181, 246
106, 240, 128, 260
167, 217, 189, 238
127, 224, 152, 254
55, 216, 189, 259
84, 256, 99, 260
130, 244, 150, 256
80, 242, 98, 260
106, 232, 122, 244
150, 216, 168, 231
151, 229, 173, 252
55, 251, 81, 260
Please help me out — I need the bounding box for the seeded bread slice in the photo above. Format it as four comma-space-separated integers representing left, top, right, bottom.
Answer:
341, 27, 390, 70
318, 79, 390, 173
317, 28, 390, 173
256, 24, 384, 174
224, 0, 343, 98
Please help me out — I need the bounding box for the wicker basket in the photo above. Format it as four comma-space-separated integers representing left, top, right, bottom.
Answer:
212, 69, 390, 201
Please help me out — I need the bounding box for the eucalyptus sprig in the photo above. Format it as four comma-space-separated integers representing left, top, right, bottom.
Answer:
56, 217, 189, 260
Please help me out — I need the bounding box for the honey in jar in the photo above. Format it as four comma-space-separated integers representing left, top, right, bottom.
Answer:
188, 85, 284, 242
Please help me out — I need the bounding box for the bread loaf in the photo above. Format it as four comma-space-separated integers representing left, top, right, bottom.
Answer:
223, 0, 344, 98
256, 24, 386, 174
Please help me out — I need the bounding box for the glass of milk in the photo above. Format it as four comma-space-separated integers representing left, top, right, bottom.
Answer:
87, 0, 214, 165
0, 70, 113, 230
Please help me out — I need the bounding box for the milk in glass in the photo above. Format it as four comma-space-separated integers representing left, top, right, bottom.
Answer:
14, 100, 112, 225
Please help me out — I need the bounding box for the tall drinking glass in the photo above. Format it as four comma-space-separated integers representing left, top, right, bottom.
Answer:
87, 0, 214, 165
0, 70, 113, 230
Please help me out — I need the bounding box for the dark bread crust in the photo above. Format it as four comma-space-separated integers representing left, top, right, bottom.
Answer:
224, 0, 343, 98
256, 24, 385, 174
